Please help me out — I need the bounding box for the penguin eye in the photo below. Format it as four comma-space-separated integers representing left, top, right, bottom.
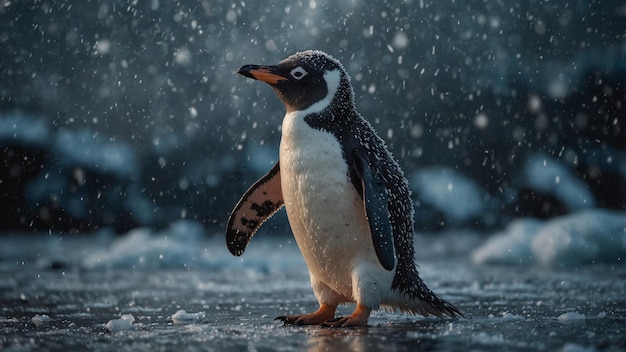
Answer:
290, 67, 308, 80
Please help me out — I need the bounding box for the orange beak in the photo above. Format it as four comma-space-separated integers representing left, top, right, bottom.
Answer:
237, 65, 288, 85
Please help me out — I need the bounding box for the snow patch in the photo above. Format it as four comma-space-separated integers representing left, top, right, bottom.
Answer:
472, 209, 626, 266
79, 219, 307, 273
532, 210, 626, 265
55, 129, 139, 179
500, 312, 525, 320
561, 343, 597, 352
522, 154, 595, 210
82, 220, 207, 270
0, 111, 51, 146
410, 166, 486, 224
471, 218, 542, 265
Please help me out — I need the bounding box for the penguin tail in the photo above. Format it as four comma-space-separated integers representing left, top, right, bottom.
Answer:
383, 290, 463, 318
385, 270, 463, 318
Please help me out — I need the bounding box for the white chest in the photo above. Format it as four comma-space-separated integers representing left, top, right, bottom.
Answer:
279, 111, 377, 294
280, 111, 347, 186
279, 110, 354, 226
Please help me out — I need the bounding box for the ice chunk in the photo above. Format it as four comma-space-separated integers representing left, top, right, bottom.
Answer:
105, 314, 135, 332
31, 314, 53, 327
171, 310, 206, 324
557, 311, 586, 323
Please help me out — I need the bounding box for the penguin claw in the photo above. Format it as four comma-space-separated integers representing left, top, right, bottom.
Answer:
319, 316, 369, 328
274, 314, 327, 326
275, 304, 337, 326
319, 317, 343, 328
274, 315, 297, 325
319, 305, 370, 328
276, 305, 370, 328
275, 315, 311, 326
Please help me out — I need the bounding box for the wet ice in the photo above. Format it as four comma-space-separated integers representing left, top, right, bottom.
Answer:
1, 225, 624, 351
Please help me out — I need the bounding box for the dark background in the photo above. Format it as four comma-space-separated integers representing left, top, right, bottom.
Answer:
1, 0, 624, 235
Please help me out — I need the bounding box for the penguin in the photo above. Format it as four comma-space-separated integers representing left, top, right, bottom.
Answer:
226, 50, 461, 327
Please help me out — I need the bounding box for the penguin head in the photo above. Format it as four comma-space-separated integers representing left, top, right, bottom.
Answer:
238, 50, 354, 112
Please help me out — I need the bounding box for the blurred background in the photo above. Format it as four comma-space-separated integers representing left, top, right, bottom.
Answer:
1, 0, 624, 236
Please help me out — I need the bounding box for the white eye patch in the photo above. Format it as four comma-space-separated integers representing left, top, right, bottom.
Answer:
290, 66, 308, 80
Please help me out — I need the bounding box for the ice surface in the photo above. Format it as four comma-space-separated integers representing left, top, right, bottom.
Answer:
472, 209, 626, 266
2, 224, 624, 351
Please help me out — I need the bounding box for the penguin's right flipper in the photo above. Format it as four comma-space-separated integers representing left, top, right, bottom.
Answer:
352, 152, 396, 271
226, 162, 284, 256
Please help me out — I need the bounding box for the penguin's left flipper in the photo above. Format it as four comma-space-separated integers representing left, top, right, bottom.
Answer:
226, 162, 284, 256
352, 152, 396, 271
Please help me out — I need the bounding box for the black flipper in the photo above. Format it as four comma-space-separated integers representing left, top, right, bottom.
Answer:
352, 152, 396, 271
226, 162, 284, 256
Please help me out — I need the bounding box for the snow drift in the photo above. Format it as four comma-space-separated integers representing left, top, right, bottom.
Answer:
472, 209, 626, 266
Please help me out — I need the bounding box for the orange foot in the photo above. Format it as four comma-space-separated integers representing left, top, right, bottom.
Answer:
319, 304, 371, 328
275, 303, 337, 326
